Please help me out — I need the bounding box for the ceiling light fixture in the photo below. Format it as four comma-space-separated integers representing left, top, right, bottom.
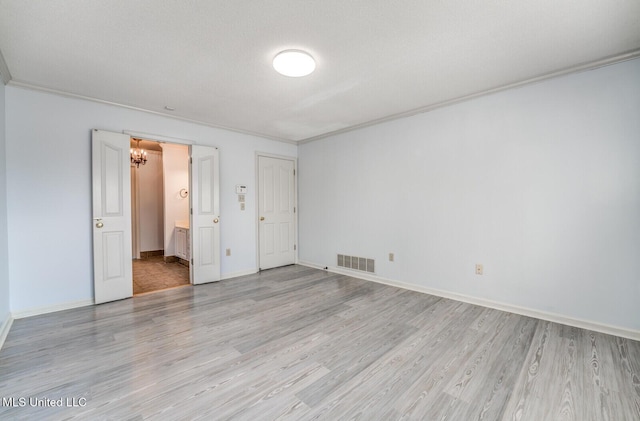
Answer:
130, 138, 147, 168
273, 50, 316, 77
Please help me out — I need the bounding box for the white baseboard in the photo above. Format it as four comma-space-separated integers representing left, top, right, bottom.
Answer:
298, 262, 640, 341
9, 270, 259, 320
11, 299, 94, 319
0, 313, 13, 351
297, 261, 327, 270
221, 268, 259, 281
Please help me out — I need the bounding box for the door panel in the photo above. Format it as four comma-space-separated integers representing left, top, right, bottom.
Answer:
191, 146, 221, 284
279, 166, 290, 211
103, 232, 124, 278
258, 156, 296, 270
92, 129, 133, 304
279, 224, 290, 253
103, 144, 122, 214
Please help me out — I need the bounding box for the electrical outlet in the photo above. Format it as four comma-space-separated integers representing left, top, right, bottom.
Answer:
226, 248, 231, 256
475, 264, 483, 275
240, 203, 245, 211
389, 253, 394, 262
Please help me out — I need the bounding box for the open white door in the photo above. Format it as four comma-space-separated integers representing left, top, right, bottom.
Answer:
258, 155, 296, 270
92, 129, 133, 304
190, 145, 221, 284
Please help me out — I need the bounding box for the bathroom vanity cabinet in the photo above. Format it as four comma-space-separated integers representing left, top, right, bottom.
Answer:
175, 222, 190, 261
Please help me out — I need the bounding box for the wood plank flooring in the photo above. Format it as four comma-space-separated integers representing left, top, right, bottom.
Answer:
0, 265, 638, 420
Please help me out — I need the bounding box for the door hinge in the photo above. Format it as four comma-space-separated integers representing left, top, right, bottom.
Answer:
294, 244, 297, 251
294, 206, 296, 213
191, 258, 194, 265
293, 169, 296, 176
190, 157, 193, 164
190, 208, 193, 215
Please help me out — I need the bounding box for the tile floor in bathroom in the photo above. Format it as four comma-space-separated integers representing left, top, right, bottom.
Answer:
132, 255, 190, 295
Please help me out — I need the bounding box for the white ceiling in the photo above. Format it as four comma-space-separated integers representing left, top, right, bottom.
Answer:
1, 1, 639, 143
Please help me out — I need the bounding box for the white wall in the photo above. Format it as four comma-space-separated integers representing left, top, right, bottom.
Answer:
299, 58, 640, 333
136, 150, 164, 253
5, 86, 296, 313
160, 144, 189, 256
0, 81, 10, 329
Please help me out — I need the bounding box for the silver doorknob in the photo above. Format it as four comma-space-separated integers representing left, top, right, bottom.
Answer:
96, 221, 104, 228
213, 218, 219, 223
260, 216, 265, 221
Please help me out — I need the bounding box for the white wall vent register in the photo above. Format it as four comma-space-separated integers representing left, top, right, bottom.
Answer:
337, 254, 375, 273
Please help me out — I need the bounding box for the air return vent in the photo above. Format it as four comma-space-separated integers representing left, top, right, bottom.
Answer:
337, 254, 375, 273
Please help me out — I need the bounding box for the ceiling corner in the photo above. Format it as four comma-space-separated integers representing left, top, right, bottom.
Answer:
0, 48, 12, 85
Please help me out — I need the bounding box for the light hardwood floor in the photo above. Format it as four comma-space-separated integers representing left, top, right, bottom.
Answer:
0, 265, 638, 420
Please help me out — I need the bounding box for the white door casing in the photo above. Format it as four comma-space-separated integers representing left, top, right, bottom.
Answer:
92, 129, 133, 304
190, 145, 221, 284
131, 165, 140, 259
258, 155, 296, 270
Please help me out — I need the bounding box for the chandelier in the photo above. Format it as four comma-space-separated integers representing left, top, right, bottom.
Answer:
130, 138, 147, 168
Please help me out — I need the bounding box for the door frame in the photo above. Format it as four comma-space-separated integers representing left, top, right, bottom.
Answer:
98, 130, 219, 294
130, 149, 164, 261
125, 131, 195, 286
93, 129, 223, 302
255, 152, 298, 271
131, 164, 141, 259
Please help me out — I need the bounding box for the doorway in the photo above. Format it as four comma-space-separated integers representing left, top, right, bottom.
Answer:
130, 139, 190, 294
92, 129, 221, 304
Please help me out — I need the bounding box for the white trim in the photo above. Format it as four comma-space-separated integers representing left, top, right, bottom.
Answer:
255, 151, 299, 161
6, 81, 296, 144
297, 262, 640, 341
6, 50, 638, 144
124, 130, 196, 146
131, 163, 141, 259
11, 299, 94, 319
0, 314, 13, 351
299, 49, 640, 144
221, 268, 259, 280
297, 260, 327, 271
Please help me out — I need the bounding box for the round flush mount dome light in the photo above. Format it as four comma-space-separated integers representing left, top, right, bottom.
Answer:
273, 50, 316, 77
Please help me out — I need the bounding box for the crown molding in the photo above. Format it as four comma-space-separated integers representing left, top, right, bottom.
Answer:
299, 49, 640, 144
6, 48, 639, 145
6, 80, 298, 145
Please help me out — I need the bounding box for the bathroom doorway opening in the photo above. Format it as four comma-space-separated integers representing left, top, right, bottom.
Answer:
92, 129, 220, 304
130, 138, 190, 295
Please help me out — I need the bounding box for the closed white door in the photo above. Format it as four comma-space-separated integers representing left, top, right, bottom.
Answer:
191, 145, 221, 284
92, 129, 133, 304
258, 156, 296, 270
